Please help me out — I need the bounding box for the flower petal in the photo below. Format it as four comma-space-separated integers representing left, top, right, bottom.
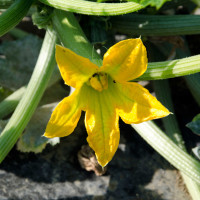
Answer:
82, 83, 120, 167
56, 45, 99, 88
100, 38, 147, 82
115, 82, 170, 124
44, 89, 82, 138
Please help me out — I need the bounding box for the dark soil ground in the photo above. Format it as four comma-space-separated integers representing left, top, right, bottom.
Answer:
0, 116, 193, 200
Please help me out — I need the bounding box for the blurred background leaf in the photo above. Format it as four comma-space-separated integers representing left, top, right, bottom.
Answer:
187, 114, 200, 135
16, 82, 68, 153
17, 103, 60, 153
0, 35, 42, 90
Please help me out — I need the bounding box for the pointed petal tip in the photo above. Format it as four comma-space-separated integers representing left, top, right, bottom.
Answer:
115, 82, 173, 124
163, 110, 172, 118
43, 132, 54, 139
149, 107, 171, 122
87, 140, 113, 167
96, 155, 109, 168
55, 44, 65, 52
149, 107, 172, 122
161, 107, 171, 117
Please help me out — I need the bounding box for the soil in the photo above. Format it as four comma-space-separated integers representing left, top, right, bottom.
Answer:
0, 116, 192, 200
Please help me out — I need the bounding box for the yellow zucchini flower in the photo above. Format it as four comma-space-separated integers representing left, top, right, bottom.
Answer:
44, 38, 170, 167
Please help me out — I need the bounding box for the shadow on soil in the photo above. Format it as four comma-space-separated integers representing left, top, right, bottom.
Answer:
0, 115, 180, 200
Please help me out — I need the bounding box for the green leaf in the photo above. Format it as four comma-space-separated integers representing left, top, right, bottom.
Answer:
10, 81, 67, 153
186, 114, 200, 135
32, 2, 54, 29
0, 0, 34, 37
17, 103, 60, 153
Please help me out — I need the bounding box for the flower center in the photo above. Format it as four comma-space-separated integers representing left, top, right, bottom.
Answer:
89, 72, 108, 92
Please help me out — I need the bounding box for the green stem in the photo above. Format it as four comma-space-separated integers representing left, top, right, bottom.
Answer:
52, 9, 102, 66
111, 14, 200, 36
9, 27, 29, 39
132, 121, 200, 184
39, 0, 144, 16
0, 0, 34, 37
154, 80, 200, 200
154, 80, 185, 148
0, 86, 26, 119
138, 55, 200, 80
0, 28, 57, 163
